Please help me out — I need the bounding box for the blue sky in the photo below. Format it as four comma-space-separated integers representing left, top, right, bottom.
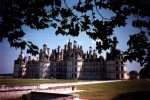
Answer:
0, 0, 143, 74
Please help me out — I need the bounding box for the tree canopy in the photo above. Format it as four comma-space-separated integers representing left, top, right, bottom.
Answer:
0, 0, 150, 67
139, 66, 150, 79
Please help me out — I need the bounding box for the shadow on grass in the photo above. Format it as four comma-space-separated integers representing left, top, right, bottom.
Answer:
112, 91, 150, 100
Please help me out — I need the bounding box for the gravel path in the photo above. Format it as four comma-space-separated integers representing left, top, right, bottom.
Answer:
46, 80, 122, 87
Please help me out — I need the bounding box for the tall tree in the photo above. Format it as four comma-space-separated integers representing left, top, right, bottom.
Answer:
0, 0, 150, 67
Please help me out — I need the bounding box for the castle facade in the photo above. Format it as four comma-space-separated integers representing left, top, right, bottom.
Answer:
14, 38, 129, 80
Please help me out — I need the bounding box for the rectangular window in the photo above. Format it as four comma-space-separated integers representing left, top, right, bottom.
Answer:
116, 61, 118, 64
116, 74, 119, 79
90, 63, 92, 65
121, 74, 124, 79
84, 68, 86, 72
121, 67, 123, 71
75, 62, 77, 65
121, 61, 123, 64
74, 52, 77, 55
74, 73, 77, 78
116, 67, 118, 71
75, 67, 77, 72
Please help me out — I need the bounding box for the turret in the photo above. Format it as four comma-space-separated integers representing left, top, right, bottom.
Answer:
93, 49, 97, 58
64, 44, 68, 51
39, 49, 42, 61
20, 49, 24, 60
80, 46, 82, 50
60, 49, 64, 60
43, 43, 48, 55
43, 44, 47, 51
89, 46, 92, 58
58, 46, 60, 53
68, 39, 72, 49
47, 48, 50, 55
28, 56, 32, 62
113, 36, 118, 49
84, 51, 88, 59
89, 46, 92, 53
73, 40, 77, 49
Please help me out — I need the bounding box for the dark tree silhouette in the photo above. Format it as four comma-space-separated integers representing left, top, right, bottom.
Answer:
139, 66, 150, 79
0, 0, 150, 67
129, 70, 138, 79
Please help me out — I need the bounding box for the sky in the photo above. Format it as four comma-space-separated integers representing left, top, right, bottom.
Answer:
0, 0, 144, 74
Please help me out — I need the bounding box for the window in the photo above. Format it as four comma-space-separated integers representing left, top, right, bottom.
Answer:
121, 61, 123, 64
93, 68, 95, 72
90, 68, 92, 72
99, 68, 101, 72
90, 63, 92, 65
74, 73, 77, 78
96, 68, 98, 72
121, 67, 123, 71
84, 68, 86, 72
102, 68, 105, 72
121, 74, 124, 79
116, 74, 119, 79
75, 67, 77, 72
116, 67, 119, 71
75, 62, 77, 65
96, 63, 98, 65
75, 52, 77, 55
116, 61, 118, 64
87, 68, 89, 72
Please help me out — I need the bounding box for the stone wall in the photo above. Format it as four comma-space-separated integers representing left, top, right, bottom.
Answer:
0, 85, 76, 100
0, 89, 31, 100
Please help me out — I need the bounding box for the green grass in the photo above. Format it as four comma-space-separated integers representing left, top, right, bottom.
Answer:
76, 80, 150, 100
0, 76, 86, 84
1, 77, 150, 99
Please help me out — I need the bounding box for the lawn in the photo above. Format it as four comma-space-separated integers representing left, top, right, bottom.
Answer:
76, 80, 150, 100
1, 77, 150, 100
0, 76, 86, 84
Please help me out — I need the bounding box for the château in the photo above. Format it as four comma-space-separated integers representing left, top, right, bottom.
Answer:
14, 37, 129, 80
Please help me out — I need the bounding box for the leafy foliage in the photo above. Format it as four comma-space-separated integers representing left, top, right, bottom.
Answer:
139, 65, 150, 79
0, 0, 150, 66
